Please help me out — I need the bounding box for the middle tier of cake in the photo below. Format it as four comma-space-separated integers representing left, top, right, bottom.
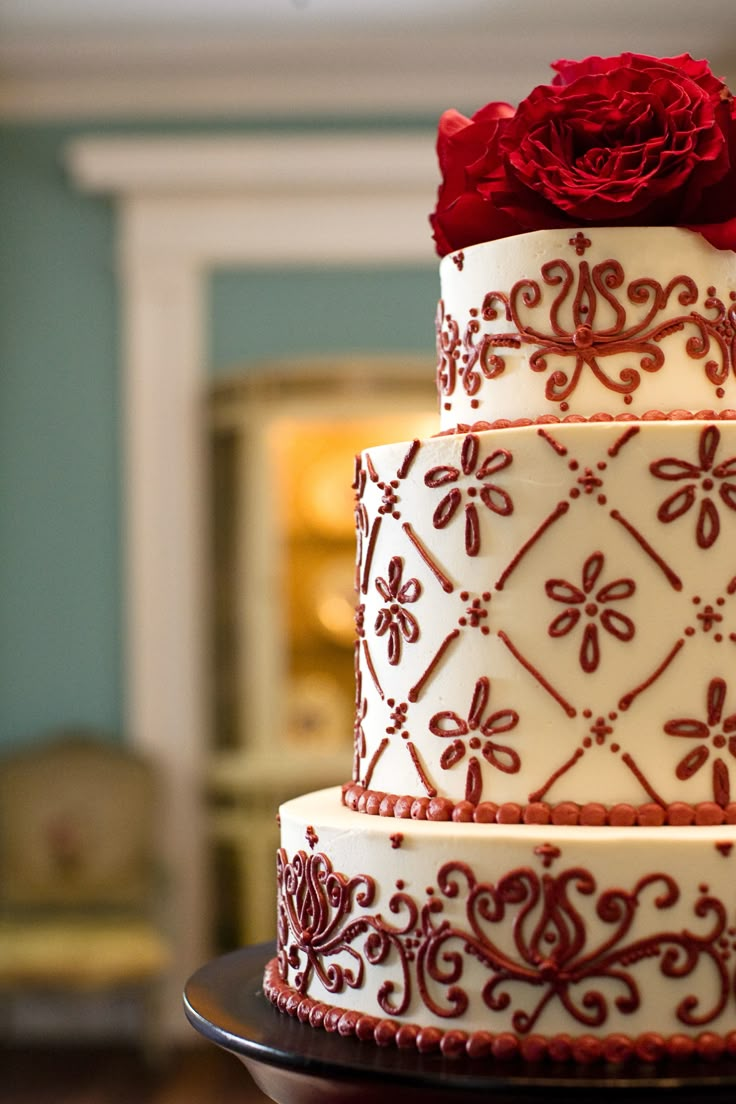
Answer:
352, 418, 736, 814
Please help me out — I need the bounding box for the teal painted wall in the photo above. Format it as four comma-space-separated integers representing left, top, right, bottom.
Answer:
209, 266, 435, 369
0, 119, 436, 749
0, 124, 122, 746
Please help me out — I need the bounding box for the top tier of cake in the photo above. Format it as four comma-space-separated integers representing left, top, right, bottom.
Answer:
437, 227, 736, 432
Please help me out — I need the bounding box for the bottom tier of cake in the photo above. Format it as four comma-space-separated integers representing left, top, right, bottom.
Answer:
264, 787, 736, 1064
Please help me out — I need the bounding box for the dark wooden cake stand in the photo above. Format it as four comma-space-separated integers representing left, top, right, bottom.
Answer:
184, 943, 736, 1104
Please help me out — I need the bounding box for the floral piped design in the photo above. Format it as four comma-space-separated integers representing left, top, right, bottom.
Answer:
374, 556, 421, 666
650, 425, 736, 549
664, 677, 736, 806
429, 676, 520, 803
424, 433, 513, 556
546, 552, 636, 673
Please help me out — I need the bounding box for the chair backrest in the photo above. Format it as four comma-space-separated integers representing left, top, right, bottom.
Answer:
0, 731, 158, 912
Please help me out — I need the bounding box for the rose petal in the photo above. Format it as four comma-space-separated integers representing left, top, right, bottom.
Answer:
431, 53, 736, 254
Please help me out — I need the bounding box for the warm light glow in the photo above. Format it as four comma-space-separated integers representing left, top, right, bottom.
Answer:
265, 406, 435, 747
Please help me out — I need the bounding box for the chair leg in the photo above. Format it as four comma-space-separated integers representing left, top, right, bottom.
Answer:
140, 979, 169, 1069
0, 992, 15, 1039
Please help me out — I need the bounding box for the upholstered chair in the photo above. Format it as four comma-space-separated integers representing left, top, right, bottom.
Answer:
0, 730, 171, 1053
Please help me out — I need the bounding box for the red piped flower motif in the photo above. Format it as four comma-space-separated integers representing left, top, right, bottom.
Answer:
546, 552, 635, 673
424, 433, 513, 556
429, 676, 520, 803
651, 425, 736, 549
374, 557, 421, 666
664, 677, 736, 805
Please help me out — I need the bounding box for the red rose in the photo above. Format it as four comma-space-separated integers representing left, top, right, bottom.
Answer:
430, 53, 736, 256
430, 102, 519, 255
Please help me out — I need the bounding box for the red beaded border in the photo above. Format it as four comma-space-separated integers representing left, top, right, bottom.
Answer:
341, 783, 736, 827
263, 956, 736, 1065
437, 409, 736, 436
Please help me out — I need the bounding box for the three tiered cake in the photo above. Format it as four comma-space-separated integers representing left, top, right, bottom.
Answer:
264, 53, 736, 1064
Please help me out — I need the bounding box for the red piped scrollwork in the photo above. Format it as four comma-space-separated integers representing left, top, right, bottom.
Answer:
436, 257, 736, 407
424, 861, 728, 1034
276, 848, 418, 1016
275, 844, 732, 1038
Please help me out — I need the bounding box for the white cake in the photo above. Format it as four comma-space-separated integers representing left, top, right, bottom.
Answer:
264, 55, 736, 1064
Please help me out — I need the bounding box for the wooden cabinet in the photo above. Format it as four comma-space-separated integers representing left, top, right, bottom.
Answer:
206, 358, 435, 943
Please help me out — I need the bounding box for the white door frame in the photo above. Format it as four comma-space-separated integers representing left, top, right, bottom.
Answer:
66, 131, 436, 1037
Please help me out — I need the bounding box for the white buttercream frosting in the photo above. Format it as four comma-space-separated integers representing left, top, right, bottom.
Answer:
272, 787, 736, 1045
267, 227, 736, 1057
355, 419, 736, 811
437, 227, 736, 430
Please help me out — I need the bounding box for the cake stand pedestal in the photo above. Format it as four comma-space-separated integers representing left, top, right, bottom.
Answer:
184, 943, 736, 1104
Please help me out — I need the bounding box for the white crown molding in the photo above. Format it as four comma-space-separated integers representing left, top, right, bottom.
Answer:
0, 27, 506, 119
67, 132, 438, 267
66, 132, 436, 195
7, 19, 734, 121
